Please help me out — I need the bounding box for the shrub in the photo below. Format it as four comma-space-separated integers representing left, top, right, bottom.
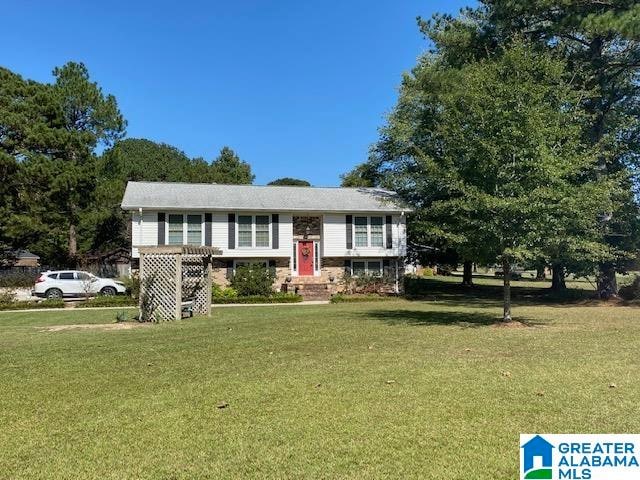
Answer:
0, 299, 64, 311
0, 272, 38, 288
213, 293, 302, 304
421, 267, 435, 277
229, 264, 275, 296
212, 284, 238, 298
83, 295, 137, 308
619, 275, 640, 301
119, 274, 140, 299
330, 293, 397, 303
340, 271, 395, 294
0, 290, 16, 303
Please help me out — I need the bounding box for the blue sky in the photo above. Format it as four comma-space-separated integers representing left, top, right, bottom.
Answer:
3, 1, 470, 185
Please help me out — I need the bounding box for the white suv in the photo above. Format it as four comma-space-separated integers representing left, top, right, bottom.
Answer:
33, 271, 127, 299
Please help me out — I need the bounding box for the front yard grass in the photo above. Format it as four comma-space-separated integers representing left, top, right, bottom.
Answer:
1, 290, 638, 479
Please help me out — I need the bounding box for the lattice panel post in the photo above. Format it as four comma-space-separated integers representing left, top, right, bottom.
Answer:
140, 253, 180, 321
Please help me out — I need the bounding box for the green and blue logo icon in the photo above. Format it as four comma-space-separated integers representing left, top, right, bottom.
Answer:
521, 435, 554, 479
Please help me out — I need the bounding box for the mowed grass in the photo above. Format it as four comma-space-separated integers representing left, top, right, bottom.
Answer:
1, 290, 639, 479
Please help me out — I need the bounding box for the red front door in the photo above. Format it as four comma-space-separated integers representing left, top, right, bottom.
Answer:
297, 241, 314, 276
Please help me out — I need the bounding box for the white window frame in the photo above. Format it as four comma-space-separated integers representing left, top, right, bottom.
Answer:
165, 212, 204, 246
353, 216, 369, 248
370, 216, 384, 247
352, 216, 385, 249
350, 259, 384, 277
235, 214, 272, 249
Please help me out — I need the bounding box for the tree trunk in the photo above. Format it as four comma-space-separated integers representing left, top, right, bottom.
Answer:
586, 36, 619, 300
551, 264, 566, 291
502, 258, 512, 322
597, 263, 618, 299
462, 260, 473, 287
68, 223, 77, 266
536, 265, 546, 280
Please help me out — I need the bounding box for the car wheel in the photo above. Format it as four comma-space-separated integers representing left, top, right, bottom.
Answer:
101, 286, 117, 296
45, 288, 63, 299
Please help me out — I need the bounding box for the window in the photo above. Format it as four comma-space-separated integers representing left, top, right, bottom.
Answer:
187, 215, 202, 245
370, 217, 384, 247
59, 272, 74, 280
352, 261, 366, 277
238, 216, 252, 247
351, 260, 383, 277
237, 215, 271, 248
314, 242, 320, 272
292, 243, 297, 271
47, 273, 58, 279
354, 216, 368, 247
76, 272, 93, 281
367, 261, 382, 276
168, 214, 183, 245
255, 215, 270, 247
234, 260, 268, 272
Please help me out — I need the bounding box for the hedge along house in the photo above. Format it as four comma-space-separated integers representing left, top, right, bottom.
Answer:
121, 181, 409, 299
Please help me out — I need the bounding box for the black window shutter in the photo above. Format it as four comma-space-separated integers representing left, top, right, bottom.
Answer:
385, 215, 393, 249
272, 214, 279, 249
205, 213, 212, 246
228, 213, 236, 249
346, 215, 353, 249
225, 260, 234, 279
157, 213, 165, 245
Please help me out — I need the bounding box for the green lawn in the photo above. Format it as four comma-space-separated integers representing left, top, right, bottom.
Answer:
1, 287, 639, 479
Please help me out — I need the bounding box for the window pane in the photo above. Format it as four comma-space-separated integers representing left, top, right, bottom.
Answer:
370, 217, 384, 247
187, 214, 202, 245
168, 214, 183, 245
314, 242, 319, 271
354, 217, 368, 247
238, 215, 252, 247
292, 243, 297, 270
59, 272, 74, 280
367, 261, 382, 276
352, 261, 366, 276
255, 215, 270, 247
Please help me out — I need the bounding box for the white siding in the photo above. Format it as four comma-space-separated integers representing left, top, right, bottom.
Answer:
130, 210, 406, 259
131, 211, 158, 257
322, 213, 406, 257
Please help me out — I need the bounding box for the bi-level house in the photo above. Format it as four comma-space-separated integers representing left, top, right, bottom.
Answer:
121, 181, 408, 296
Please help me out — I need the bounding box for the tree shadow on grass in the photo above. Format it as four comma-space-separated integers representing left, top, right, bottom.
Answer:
363, 309, 540, 328
404, 277, 596, 309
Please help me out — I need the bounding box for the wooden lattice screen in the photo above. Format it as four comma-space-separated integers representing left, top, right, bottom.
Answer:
138, 246, 219, 321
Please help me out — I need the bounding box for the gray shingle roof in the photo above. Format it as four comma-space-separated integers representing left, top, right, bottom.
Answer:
121, 181, 409, 213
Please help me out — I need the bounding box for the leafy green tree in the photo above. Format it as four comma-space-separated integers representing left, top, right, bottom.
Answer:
210, 146, 254, 184
51, 62, 125, 261
267, 177, 310, 186
421, 1, 640, 297
376, 42, 614, 321
340, 161, 382, 187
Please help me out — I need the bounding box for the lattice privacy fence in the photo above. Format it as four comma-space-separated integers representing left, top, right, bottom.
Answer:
138, 246, 220, 321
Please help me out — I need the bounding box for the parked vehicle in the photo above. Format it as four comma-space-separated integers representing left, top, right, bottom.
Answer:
33, 271, 127, 299
493, 264, 525, 280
